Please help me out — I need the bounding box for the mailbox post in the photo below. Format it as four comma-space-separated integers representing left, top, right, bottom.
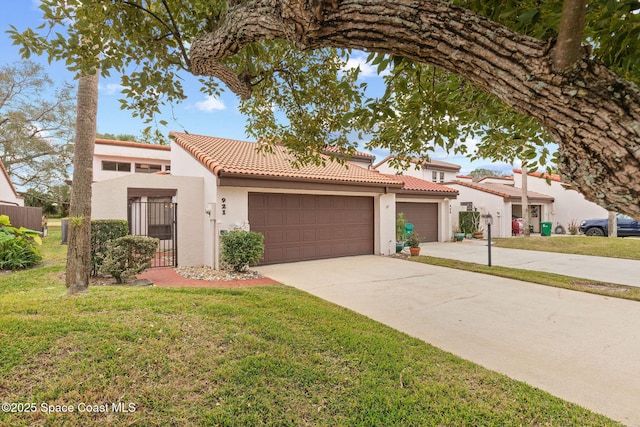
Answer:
483, 213, 493, 267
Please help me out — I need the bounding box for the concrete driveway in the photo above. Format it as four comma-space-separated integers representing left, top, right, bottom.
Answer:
256, 255, 640, 426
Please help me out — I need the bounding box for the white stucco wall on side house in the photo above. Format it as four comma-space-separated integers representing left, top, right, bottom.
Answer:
513, 172, 608, 229
448, 184, 512, 238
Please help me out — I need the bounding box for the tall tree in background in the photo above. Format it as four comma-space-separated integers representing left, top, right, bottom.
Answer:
65, 71, 98, 294
0, 61, 74, 192
469, 169, 504, 182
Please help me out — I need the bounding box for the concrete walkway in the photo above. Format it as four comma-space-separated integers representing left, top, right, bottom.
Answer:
256, 255, 640, 426
422, 239, 640, 287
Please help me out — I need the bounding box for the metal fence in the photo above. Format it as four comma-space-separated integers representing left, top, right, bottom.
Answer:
127, 200, 177, 267
0, 205, 43, 231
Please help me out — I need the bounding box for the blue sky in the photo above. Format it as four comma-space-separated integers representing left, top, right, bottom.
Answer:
1, 0, 520, 176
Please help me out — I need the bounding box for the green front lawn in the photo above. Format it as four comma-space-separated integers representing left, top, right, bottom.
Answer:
493, 235, 640, 260
0, 229, 619, 426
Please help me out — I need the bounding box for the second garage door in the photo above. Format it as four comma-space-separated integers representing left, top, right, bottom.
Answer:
396, 202, 439, 242
249, 193, 374, 264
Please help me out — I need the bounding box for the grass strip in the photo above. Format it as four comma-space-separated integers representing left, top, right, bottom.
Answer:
0, 230, 622, 426
493, 235, 640, 261
411, 255, 640, 302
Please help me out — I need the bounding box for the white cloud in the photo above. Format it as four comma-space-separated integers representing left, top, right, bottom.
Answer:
195, 96, 226, 112
99, 83, 124, 95
343, 53, 391, 79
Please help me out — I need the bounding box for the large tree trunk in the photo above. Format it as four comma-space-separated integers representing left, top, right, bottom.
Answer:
189, 0, 640, 219
66, 71, 98, 294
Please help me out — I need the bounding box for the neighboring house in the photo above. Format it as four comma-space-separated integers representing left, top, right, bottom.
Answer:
93, 133, 458, 268
512, 169, 608, 231
447, 180, 555, 237
373, 155, 461, 184
322, 146, 376, 169
388, 174, 459, 242
93, 139, 171, 181
0, 159, 24, 206
476, 175, 515, 185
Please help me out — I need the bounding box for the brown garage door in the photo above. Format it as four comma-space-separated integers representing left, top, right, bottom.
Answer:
249, 193, 374, 264
396, 202, 439, 242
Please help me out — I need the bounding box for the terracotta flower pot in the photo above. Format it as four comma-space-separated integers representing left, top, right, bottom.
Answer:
409, 247, 421, 256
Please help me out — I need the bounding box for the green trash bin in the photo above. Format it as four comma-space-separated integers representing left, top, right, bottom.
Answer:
540, 222, 552, 236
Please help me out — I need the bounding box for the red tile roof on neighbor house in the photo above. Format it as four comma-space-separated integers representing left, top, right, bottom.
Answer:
170, 132, 403, 187
453, 180, 554, 202
387, 174, 459, 194
95, 139, 171, 151
0, 159, 20, 201
512, 168, 562, 183
372, 154, 461, 171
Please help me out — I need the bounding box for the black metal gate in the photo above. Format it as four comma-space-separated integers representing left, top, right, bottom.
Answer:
128, 199, 177, 267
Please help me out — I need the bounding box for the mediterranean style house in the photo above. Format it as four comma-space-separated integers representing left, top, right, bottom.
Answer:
92, 134, 458, 268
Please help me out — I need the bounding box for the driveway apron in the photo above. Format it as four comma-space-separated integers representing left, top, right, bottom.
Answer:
256, 255, 640, 426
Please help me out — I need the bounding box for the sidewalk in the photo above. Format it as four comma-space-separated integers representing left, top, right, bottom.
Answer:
421, 239, 640, 287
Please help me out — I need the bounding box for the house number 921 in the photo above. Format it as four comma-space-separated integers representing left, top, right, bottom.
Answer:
221, 198, 226, 215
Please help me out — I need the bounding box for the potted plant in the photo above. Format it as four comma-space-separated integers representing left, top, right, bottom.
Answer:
396, 212, 407, 252
406, 232, 421, 256
453, 225, 464, 242
473, 227, 484, 239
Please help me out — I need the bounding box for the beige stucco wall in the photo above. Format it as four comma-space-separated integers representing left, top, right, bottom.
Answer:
448, 184, 511, 238
93, 144, 171, 181
375, 160, 459, 183
91, 173, 204, 266
217, 186, 397, 260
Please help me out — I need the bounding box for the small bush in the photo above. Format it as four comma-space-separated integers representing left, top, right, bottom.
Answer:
0, 214, 42, 270
405, 232, 422, 248
221, 230, 264, 272
100, 235, 159, 284
91, 220, 129, 276
568, 219, 579, 235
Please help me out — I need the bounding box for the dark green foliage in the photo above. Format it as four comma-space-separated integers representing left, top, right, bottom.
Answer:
0, 214, 42, 270
221, 230, 265, 272
90, 220, 129, 276
405, 232, 421, 248
459, 211, 481, 235
100, 235, 159, 284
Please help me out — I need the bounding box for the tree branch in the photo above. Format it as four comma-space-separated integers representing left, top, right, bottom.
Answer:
189, 0, 640, 219
553, 0, 588, 72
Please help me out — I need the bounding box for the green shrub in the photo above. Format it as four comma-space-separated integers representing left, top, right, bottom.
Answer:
221, 230, 264, 272
91, 220, 129, 276
100, 235, 159, 284
459, 211, 480, 235
0, 214, 42, 270
405, 232, 421, 248
396, 212, 408, 241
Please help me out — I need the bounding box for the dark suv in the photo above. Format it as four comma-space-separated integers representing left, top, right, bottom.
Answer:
579, 213, 640, 237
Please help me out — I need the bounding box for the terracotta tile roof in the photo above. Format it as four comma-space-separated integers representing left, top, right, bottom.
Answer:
322, 145, 376, 160
0, 159, 20, 200
387, 174, 458, 194
512, 168, 562, 183
95, 139, 171, 151
170, 132, 403, 187
477, 175, 514, 182
373, 154, 461, 171
453, 180, 554, 202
